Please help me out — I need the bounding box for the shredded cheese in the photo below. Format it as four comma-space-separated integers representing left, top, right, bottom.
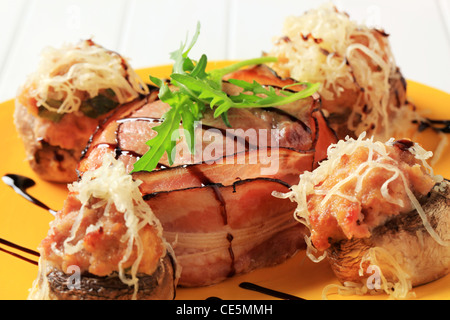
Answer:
69, 154, 163, 297
280, 132, 445, 237
267, 3, 420, 142
24, 39, 149, 114
359, 247, 415, 300
28, 257, 51, 300
322, 245, 416, 300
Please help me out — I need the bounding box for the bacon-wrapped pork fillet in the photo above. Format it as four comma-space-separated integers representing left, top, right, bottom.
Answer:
77, 65, 338, 287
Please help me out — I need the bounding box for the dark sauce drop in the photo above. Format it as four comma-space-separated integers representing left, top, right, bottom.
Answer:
393, 139, 414, 151
414, 119, 450, 134
2, 174, 57, 216
239, 282, 305, 300
0, 174, 52, 265
226, 233, 236, 278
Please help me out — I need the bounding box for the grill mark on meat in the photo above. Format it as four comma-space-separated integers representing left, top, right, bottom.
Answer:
224, 74, 313, 135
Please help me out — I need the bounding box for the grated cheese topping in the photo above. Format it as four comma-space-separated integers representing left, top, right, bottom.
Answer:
23, 39, 149, 114
278, 132, 447, 249
267, 3, 420, 142
322, 247, 415, 300
359, 247, 414, 299
70, 154, 164, 295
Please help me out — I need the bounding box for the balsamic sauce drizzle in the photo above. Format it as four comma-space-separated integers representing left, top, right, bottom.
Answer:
2, 174, 57, 216
0, 174, 49, 265
169, 164, 236, 277
116, 116, 163, 124
0, 238, 39, 265
414, 119, 450, 133
239, 282, 305, 300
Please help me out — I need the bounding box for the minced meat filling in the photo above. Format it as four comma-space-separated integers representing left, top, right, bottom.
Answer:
306, 141, 436, 251
40, 192, 164, 277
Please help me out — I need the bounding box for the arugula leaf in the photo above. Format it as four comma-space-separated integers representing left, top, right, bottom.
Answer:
131, 23, 320, 173
170, 21, 202, 78
226, 79, 321, 109
133, 81, 183, 171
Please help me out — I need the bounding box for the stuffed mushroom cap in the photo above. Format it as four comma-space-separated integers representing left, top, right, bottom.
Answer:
28, 154, 179, 300
278, 133, 450, 299
14, 39, 149, 183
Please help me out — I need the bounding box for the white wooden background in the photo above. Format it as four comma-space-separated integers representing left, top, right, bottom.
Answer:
0, 0, 449, 103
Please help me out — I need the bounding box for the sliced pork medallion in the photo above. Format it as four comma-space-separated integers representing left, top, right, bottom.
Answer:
77, 65, 338, 286
14, 39, 149, 183
28, 155, 178, 300
280, 133, 450, 299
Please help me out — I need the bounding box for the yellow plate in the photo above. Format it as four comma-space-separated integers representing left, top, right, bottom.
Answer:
0, 63, 449, 300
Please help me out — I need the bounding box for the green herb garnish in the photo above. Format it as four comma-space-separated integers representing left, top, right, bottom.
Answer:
38, 99, 65, 122
80, 91, 119, 118
40, 89, 118, 121
131, 23, 320, 173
